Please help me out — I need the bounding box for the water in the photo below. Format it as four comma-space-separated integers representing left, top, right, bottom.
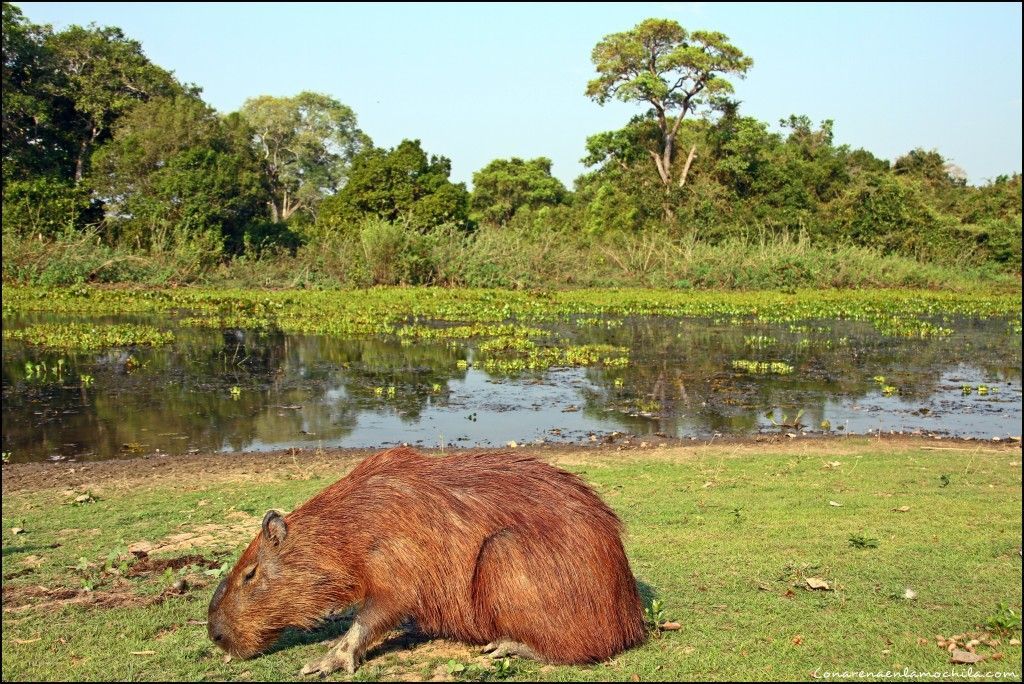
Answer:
2, 313, 1021, 462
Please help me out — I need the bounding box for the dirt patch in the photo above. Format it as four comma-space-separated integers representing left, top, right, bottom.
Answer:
126, 514, 262, 557
125, 553, 221, 577
1, 580, 190, 614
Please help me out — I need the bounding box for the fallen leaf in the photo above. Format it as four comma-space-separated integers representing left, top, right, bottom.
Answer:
792, 635, 803, 645
223, 655, 232, 664
950, 650, 984, 664
917, 638, 929, 646
805, 577, 830, 591
13, 638, 41, 645
630, 675, 640, 682
660, 622, 681, 631
829, 501, 843, 507
783, 589, 796, 599
893, 506, 911, 513
1009, 638, 1020, 646
131, 651, 156, 656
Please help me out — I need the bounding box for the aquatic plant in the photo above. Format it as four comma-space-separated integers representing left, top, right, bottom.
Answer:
732, 360, 794, 375
4, 322, 174, 352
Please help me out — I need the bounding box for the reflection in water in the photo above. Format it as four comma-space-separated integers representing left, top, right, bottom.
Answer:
2, 313, 1021, 462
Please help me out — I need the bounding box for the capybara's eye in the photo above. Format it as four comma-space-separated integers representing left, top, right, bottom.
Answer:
243, 565, 257, 583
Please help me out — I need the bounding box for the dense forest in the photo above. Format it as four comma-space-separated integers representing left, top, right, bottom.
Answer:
2, 5, 1021, 289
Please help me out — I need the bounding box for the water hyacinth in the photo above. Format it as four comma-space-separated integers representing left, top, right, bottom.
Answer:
3, 322, 174, 352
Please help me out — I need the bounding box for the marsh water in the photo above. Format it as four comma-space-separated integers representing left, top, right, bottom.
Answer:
2, 312, 1021, 462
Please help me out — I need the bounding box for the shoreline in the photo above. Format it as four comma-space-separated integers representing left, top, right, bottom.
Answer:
4, 432, 1019, 495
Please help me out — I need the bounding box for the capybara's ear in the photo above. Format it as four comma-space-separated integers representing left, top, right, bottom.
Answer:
262, 509, 288, 546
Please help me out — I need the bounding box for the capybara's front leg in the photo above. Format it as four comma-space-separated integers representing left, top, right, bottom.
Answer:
482, 639, 542, 661
300, 599, 399, 677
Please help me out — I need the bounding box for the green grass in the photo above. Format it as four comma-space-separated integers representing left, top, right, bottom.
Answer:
2, 440, 1021, 681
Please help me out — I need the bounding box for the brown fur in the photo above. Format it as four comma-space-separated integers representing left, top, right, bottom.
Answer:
207, 447, 646, 666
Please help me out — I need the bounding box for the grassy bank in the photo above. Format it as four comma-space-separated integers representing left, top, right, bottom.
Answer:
3, 226, 1020, 292
2, 438, 1021, 681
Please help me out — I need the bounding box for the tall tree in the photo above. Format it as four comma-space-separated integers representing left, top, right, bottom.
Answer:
471, 157, 567, 227
586, 19, 752, 192
45, 23, 185, 182
240, 92, 370, 223
91, 96, 268, 252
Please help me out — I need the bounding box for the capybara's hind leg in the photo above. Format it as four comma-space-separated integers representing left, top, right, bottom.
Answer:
481, 639, 541, 660
300, 598, 400, 677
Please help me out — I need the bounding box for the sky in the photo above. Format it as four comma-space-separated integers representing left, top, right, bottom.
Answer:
17, 2, 1024, 187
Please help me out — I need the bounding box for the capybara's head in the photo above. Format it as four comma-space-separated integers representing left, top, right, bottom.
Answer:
207, 509, 330, 658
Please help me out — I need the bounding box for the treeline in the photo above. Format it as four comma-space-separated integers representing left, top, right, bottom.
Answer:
2, 6, 1020, 289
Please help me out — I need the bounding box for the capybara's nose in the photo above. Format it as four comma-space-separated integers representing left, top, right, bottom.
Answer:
212, 631, 225, 643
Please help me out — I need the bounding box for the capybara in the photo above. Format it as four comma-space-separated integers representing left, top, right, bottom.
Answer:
207, 447, 646, 675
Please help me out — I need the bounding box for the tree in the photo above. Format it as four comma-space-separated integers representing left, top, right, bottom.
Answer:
470, 157, 567, 226
240, 92, 370, 223
586, 19, 752, 192
45, 23, 185, 182
91, 96, 269, 253
2, 2, 66, 182
893, 148, 965, 189
320, 140, 470, 231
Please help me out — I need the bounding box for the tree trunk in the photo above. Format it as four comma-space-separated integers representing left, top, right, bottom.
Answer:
678, 145, 697, 187
649, 151, 671, 185
75, 139, 89, 183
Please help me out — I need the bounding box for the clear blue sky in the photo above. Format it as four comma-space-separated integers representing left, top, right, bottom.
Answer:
17, 2, 1023, 187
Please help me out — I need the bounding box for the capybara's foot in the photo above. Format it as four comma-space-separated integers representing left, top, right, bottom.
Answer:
299, 647, 359, 677
482, 639, 541, 660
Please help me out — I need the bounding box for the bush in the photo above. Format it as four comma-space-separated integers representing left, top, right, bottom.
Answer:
2, 178, 101, 238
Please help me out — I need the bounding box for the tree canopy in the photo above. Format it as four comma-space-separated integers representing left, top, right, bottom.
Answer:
240, 92, 370, 223
587, 19, 752, 192
470, 157, 567, 227
320, 139, 470, 231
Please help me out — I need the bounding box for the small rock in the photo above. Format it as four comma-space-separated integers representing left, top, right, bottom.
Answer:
11, 527, 25, 535
506, 441, 517, 449
805, 577, 830, 591
903, 588, 917, 600
829, 501, 842, 507
950, 649, 984, 664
